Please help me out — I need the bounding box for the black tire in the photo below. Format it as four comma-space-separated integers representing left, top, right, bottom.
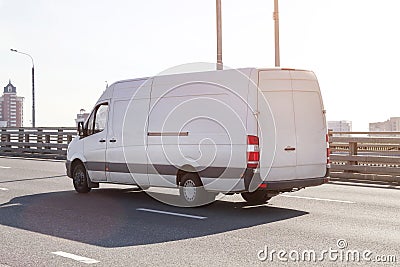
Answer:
241, 191, 271, 205
179, 173, 215, 207
72, 164, 91, 193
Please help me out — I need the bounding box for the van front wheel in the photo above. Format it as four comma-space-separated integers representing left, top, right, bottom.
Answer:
241, 191, 271, 205
72, 164, 91, 193
179, 174, 215, 207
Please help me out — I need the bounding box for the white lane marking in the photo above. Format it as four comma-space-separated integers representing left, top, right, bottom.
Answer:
0, 203, 21, 208
0, 188, 9, 191
281, 195, 356, 204
0, 166, 11, 169
51, 251, 99, 264
137, 208, 207, 220
242, 203, 268, 209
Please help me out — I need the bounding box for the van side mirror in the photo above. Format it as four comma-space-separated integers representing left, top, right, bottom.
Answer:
78, 121, 86, 138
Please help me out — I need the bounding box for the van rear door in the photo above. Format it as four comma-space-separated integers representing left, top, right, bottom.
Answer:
257, 70, 297, 181
291, 70, 327, 179
257, 69, 326, 182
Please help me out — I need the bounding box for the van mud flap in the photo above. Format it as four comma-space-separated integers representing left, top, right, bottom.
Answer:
243, 168, 263, 192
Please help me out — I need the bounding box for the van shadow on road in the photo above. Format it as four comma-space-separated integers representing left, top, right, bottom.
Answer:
0, 189, 308, 248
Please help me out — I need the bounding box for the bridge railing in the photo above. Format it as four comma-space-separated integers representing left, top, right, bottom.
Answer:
1, 128, 400, 183
0, 127, 77, 159
329, 131, 400, 183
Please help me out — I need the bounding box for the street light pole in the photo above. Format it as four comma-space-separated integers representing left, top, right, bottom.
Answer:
10, 49, 35, 127
273, 0, 281, 67
216, 0, 223, 70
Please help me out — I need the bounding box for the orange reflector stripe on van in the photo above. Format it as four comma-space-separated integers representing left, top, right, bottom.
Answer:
259, 183, 267, 189
247, 163, 259, 168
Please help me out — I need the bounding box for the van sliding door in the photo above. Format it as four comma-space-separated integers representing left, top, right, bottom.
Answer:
105, 79, 152, 187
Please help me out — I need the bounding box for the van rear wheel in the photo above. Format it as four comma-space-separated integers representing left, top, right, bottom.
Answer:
179, 173, 215, 207
72, 164, 91, 193
241, 191, 271, 205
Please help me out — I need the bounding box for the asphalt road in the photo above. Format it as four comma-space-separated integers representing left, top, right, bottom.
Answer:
0, 157, 399, 266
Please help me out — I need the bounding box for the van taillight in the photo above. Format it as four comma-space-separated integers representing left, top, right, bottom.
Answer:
326, 134, 331, 164
327, 147, 331, 164
247, 135, 260, 168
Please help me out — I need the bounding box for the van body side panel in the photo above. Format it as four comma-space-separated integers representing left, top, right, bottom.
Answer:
147, 69, 253, 190
106, 79, 152, 186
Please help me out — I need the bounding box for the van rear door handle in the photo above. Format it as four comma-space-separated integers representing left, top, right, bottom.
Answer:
110, 139, 117, 143
284, 146, 296, 151
99, 139, 106, 143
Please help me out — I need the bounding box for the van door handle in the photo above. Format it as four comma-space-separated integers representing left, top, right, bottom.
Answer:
110, 139, 117, 143
99, 139, 106, 143
284, 146, 296, 151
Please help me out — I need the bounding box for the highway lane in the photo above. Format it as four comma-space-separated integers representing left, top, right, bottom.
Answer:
0, 157, 399, 266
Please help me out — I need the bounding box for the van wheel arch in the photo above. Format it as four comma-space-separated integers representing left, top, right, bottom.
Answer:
72, 161, 91, 193
71, 159, 99, 191
176, 165, 197, 186
71, 159, 84, 175
177, 169, 216, 207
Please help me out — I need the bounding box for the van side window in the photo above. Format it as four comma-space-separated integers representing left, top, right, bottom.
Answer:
86, 111, 95, 136
94, 104, 108, 133
85, 103, 109, 136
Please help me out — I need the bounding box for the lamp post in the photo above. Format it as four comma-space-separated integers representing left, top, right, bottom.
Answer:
216, 0, 223, 70
215, 1, 280, 68
10, 49, 35, 127
273, 0, 280, 67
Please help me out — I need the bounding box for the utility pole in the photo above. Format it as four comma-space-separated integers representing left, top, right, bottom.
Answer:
273, 0, 281, 67
216, 0, 223, 70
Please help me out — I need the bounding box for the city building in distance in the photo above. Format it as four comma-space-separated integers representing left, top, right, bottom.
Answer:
328, 120, 352, 136
369, 117, 400, 136
0, 80, 24, 127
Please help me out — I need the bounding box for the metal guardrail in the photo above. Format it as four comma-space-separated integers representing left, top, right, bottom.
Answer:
0, 128, 399, 184
329, 131, 400, 183
0, 127, 77, 159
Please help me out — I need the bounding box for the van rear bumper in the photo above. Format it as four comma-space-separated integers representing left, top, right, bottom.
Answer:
245, 168, 330, 192
258, 176, 329, 191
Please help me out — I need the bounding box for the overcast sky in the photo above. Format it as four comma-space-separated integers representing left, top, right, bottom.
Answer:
1, 0, 399, 130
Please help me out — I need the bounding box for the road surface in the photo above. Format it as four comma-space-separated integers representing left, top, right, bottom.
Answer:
0, 157, 398, 266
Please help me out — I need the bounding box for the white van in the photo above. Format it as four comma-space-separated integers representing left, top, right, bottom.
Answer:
66, 68, 329, 206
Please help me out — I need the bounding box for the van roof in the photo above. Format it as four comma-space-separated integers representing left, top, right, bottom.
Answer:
257, 67, 311, 72
109, 67, 313, 87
